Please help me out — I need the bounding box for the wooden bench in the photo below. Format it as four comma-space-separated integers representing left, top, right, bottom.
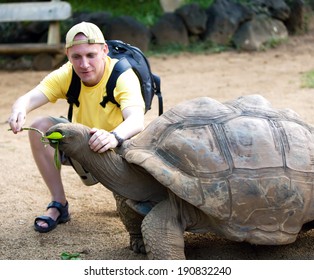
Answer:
0, 0, 72, 70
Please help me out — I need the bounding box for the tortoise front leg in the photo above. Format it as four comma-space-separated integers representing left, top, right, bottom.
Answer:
113, 193, 146, 254
141, 197, 186, 260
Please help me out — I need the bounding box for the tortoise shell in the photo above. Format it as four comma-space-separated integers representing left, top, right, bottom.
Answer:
122, 95, 314, 244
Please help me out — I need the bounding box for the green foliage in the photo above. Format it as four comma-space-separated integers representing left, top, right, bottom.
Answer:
60, 252, 81, 260
148, 40, 230, 56
63, 0, 256, 26
64, 0, 214, 26
260, 37, 287, 51
301, 69, 314, 88
184, 0, 214, 8
0, 0, 256, 26
67, 0, 163, 26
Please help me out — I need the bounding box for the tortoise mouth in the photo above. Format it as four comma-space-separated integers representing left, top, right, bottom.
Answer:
45, 129, 66, 147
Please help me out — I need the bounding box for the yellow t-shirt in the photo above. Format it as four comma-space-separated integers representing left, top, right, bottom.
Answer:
36, 56, 144, 130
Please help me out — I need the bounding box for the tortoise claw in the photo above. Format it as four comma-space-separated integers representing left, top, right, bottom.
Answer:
130, 234, 146, 254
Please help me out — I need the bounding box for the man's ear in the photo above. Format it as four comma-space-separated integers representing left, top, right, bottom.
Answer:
65, 48, 70, 61
103, 43, 109, 55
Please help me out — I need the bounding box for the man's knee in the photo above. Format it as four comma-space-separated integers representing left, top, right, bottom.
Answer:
30, 116, 68, 132
30, 116, 54, 132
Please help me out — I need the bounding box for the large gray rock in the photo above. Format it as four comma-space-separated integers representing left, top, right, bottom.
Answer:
202, 0, 253, 45
233, 14, 288, 51
72, 11, 112, 27
250, 0, 290, 21
151, 13, 189, 47
67, 12, 151, 51
175, 3, 207, 35
105, 16, 151, 52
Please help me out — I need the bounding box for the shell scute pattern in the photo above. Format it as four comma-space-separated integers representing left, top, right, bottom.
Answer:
123, 95, 314, 243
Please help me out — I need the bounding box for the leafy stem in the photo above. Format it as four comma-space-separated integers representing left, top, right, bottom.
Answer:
8, 126, 63, 169
8, 127, 49, 143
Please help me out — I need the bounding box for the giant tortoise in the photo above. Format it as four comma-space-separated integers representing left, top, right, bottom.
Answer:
46, 95, 314, 260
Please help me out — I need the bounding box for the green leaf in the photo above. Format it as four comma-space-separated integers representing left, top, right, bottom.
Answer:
54, 142, 61, 170
45, 132, 64, 140
60, 252, 71, 260
60, 252, 81, 260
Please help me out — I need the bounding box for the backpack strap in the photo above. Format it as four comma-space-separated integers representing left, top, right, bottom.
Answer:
100, 57, 132, 108
66, 68, 81, 122
152, 74, 163, 115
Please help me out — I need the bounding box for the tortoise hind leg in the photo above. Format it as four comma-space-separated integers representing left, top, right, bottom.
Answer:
141, 197, 186, 260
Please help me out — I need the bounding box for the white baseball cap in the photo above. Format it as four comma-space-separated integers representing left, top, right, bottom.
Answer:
65, 21, 105, 48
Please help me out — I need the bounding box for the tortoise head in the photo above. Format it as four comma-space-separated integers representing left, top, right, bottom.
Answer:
45, 123, 91, 156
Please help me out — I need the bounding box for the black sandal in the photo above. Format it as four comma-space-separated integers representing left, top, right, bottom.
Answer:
34, 201, 70, 233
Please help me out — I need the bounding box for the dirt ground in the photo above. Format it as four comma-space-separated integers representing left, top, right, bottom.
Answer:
1, 27, 314, 260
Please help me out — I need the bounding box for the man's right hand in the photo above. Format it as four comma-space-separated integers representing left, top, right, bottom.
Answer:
8, 110, 26, 133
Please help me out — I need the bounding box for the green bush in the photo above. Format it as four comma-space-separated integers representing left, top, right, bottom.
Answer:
65, 0, 214, 26
0, 0, 257, 26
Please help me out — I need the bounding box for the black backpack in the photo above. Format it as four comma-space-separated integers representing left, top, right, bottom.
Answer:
66, 40, 163, 121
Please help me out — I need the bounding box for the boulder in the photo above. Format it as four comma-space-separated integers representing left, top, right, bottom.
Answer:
250, 0, 290, 21
202, 0, 253, 45
105, 16, 151, 52
233, 14, 289, 51
151, 12, 189, 47
175, 3, 207, 35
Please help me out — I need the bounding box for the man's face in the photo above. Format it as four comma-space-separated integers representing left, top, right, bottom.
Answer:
66, 33, 108, 86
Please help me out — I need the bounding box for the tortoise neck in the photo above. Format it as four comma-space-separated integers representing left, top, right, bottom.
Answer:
72, 148, 167, 202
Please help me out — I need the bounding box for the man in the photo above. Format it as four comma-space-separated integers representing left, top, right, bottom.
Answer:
8, 22, 145, 233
